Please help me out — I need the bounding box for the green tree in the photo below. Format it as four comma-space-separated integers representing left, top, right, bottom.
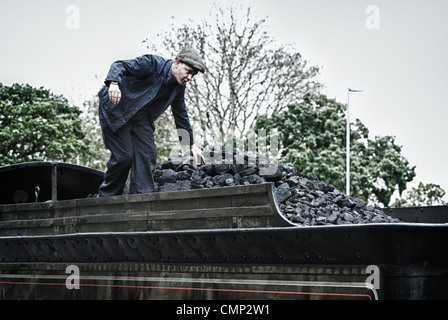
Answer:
255, 93, 416, 207
152, 111, 187, 163
0, 83, 93, 166
392, 182, 446, 207
79, 97, 109, 171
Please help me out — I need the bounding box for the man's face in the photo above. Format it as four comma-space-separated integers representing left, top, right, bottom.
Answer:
172, 60, 198, 85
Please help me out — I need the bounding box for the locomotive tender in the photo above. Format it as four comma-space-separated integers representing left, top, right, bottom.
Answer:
0, 161, 447, 300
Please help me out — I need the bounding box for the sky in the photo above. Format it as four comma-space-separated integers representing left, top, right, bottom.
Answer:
0, 0, 447, 202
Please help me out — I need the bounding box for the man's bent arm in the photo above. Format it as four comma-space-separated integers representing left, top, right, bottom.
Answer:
104, 54, 158, 85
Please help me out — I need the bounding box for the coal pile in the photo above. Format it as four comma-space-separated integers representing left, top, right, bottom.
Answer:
151, 148, 399, 227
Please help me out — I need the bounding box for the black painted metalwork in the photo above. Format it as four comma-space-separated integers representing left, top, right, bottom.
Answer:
0, 183, 292, 236
0, 223, 447, 299
386, 205, 448, 223
0, 162, 104, 204
0, 223, 446, 266
0, 162, 447, 300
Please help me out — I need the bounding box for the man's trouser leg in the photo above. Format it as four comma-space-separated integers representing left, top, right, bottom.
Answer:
98, 111, 156, 197
129, 112, 157, 194
98, 120, 133, 197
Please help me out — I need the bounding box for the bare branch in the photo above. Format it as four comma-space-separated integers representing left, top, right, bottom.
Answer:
144, 2, 320, 147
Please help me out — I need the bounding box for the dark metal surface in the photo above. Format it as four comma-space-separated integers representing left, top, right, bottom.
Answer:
0, 183, 293, 236
1, 223, 446, 265
386, 205, 448, 223
1, 162, 448, 300
0, 162, 104, 205
0, 223, 447, 299
0, 262, 377, 300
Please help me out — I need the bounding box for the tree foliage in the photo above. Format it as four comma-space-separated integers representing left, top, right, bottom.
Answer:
0, 83, 93, 166
144, 2, 320, 146
78, 97, 109, 171
255, 93, 416, 207
392, 182, 446, 207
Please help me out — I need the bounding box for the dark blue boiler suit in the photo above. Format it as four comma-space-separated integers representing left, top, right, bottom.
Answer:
97, 54, 195, 196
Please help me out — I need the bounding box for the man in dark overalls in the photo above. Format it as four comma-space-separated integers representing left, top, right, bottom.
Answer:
97, 48, 205, 197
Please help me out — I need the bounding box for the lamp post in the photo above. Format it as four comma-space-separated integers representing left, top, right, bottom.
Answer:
346, 88, 363, 196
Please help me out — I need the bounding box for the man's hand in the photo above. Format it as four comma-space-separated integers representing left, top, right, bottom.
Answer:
109, 82, 121, 104
190, 144, 205, 164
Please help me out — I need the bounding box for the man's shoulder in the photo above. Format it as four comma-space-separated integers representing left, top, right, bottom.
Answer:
137, 54, 173, 74
140, 53, 170, 64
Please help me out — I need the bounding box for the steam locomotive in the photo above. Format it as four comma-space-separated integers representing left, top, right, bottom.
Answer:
0, 162, 447, 300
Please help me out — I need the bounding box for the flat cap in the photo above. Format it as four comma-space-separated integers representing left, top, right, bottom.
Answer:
175, 48, 206, 73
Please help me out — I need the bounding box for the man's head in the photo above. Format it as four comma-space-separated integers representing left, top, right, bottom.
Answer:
172, 48, 206, 85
